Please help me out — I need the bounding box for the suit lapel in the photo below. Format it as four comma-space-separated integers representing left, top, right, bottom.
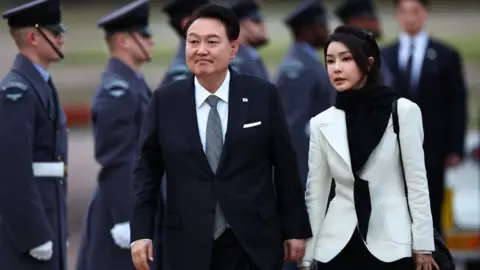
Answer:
319, 109, 352, 171
417, 39, 434, 90
179, 78, 214, 177
218, 70, 249, 172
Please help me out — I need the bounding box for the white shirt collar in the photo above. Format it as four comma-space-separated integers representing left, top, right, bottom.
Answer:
194, 70, 230, 108
399, 30, 429, 48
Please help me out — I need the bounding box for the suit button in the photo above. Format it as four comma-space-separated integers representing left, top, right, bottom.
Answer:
57, 156, 61, 160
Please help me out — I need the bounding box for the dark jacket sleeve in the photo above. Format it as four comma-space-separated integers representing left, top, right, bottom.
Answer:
0, 87, 54, 252
268, 84, 313, 240
444, 50, 467, 157
91, 87, 138, 225
130, 91, 164, 242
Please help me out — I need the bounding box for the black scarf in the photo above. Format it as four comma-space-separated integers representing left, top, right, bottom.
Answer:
335, 83, 399, 240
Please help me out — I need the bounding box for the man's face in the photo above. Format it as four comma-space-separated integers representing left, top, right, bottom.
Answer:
31, 28, 65, 62
395, 0, 428, 35
128, 32, 155, 63
240, 19, 269, 48
185, 18, 239, 77
307, 23, 329, 48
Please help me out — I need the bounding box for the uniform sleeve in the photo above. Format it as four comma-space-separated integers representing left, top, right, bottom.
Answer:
275, 60, 311, 130
130, 91, 164, 242
269, 83, 312, 240
91, 84, 138, 225
0, 85, 54, 252
444, 50, 467, 157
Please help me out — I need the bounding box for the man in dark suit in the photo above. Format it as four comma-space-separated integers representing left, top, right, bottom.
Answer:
159, 0, 209, 87
228, 0, 270, 80
130, 4, 312, 270
75, 1, 153, 269
382, 0, 467, 235
0, 0, 69, 269
334, 0, 394, 86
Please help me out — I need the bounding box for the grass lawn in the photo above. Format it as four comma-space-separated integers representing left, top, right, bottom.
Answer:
61, 35, 480, 66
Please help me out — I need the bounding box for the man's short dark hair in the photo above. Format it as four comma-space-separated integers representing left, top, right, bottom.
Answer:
184, 4, 240, 41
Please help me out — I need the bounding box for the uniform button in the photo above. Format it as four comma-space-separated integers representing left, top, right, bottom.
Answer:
57, 156, 61, 160
59, 180, 64, 185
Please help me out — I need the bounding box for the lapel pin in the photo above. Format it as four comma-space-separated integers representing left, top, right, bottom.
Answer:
242, 98, 248, 102
427, 48, 436, 60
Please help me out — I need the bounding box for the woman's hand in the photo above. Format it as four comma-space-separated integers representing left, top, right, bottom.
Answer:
414, 253, 439, 270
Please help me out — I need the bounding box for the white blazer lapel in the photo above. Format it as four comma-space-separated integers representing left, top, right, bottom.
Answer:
319, 108, 352, 172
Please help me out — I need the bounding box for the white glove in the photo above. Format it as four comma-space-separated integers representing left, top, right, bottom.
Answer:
29, 241, 53, 261
110, 222, 131, 249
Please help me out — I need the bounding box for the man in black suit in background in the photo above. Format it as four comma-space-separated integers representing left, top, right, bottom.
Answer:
382, 0, 467, 235
130, 4, 312, 270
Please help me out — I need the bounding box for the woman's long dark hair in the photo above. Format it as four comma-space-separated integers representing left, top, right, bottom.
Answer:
324, 25, 383, 85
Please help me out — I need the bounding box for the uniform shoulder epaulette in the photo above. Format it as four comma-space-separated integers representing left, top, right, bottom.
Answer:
279, 59, 305, 79
229, 57, 244, 72
102, 75, 129, 98
0, 75, 29, 102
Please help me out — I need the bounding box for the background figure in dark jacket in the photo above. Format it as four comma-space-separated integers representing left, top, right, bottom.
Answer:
228, 0, 270, 80
382, 0, 467, 235
159, 0, 209, 87
334, 0, 394, 87
75, 1, 153, 269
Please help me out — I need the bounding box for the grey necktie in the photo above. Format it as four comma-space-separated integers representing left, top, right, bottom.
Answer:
205, 95, 228, 239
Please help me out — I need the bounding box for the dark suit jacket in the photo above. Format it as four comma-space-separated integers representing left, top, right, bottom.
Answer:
382, 38, 467, 168
130, 69, 312, 270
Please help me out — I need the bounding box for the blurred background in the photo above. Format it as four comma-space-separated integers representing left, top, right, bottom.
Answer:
1, 0, 478, 269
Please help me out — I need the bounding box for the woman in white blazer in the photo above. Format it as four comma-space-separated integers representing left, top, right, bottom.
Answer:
299, 25, 438, 270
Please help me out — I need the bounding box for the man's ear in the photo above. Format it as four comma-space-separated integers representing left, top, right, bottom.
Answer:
229, 39, 240, 60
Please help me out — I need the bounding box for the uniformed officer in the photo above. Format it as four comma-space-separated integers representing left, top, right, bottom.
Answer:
0, 0, 68, 269
276, 0, 334, 183
228, 0, 270, 80
75, 1, 154, 270
159, 0, 209, 87
334, 0, 394, 86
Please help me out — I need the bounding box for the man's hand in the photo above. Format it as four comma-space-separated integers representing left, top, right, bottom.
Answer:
29, 241, 53, 261
131, 239, 153, 270
110, 222, 131, 249
283, 239, 306, 262
414, 253, 439, 270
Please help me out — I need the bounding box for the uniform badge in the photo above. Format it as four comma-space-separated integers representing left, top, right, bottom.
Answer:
172, 74, 188, 81
1, 81, 28, 102
229, 57, 243, 72
427, 48, 437, 60
280, 60, 305, 79
104, 79, 129, 98
169, 65, 190, 81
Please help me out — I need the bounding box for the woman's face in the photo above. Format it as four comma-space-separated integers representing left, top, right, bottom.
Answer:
325, 41, 366, 92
